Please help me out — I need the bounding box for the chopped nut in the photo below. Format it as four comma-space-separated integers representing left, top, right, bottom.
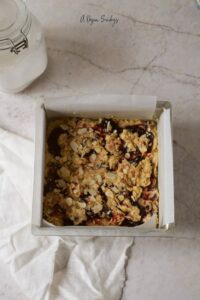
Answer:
88, 189, 97, 196
118, 194, 124, 201
111, 186, 119, 193
123, 166, 129, 174
136, 158, 152, 187
70, 140, 78, 152
60, 124, 68, 130
79, 167, 84, 176
132, 186, 142, 200
106, 121, 112, 132
56, 179, 66, 189
96, 174, 102, 184
95, 147, 101, 154
107, 172, 117, 180
127, 206, 141, 222
65, 197, 73, 206
58, 133, 68, 146
89, 153, 97, 162
69, 182, 81, 198
78, 202, 86, 208
77, 128, 87, 134
92, 203, 103, 214
58, 166, 70, 181
125, 153, 130, 159
138, 134, 149, 154
108, 155, 118, 169
105, 189, 114, 198
118, 204, 131, 213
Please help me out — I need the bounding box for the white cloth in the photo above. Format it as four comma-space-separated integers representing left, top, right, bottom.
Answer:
0, 128, 133, 300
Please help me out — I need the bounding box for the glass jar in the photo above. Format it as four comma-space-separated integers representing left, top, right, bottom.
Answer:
0, 0, 48, 93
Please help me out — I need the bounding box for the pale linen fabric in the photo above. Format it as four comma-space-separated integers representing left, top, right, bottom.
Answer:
0, 128, 133, 300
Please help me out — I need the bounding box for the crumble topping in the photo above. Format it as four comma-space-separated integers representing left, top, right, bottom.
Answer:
43, 117, 159, 226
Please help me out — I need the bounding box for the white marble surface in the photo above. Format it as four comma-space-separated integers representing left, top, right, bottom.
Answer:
0, 0, 200, 299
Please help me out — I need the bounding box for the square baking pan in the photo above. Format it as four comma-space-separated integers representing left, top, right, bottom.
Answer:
32, 95, 174, 236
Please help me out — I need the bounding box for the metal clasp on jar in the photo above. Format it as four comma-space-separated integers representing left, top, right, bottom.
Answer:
10, 30, 28, 55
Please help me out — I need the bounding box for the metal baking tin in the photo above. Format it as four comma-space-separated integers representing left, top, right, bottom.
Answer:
32, 95, 174, 236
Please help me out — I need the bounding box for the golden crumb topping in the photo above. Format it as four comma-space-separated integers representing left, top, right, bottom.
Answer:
43, 117, 159, 227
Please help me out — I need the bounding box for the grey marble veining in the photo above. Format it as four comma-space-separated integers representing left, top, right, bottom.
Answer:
0, 1, 200, 299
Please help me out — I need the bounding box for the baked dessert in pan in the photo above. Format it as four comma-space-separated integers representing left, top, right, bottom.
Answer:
43, 117, 159, 227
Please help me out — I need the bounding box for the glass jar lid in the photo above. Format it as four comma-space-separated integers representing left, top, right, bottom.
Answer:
0, 0, 31, 53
